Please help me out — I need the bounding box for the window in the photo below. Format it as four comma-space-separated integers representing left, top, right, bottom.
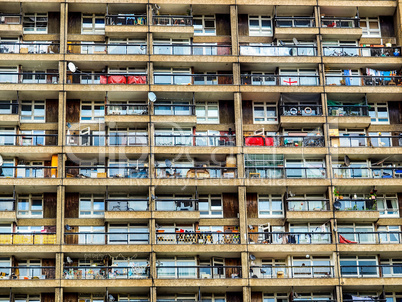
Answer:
275, 16, 314, 28
82, 14, 105, 34
196, 101, 219, 123
369, 131, 391, 147
289, 223, 331, 244
369, 102, 389, 124
78, 226, 105, 244
249, 16, 272, 36
155, 194, 194, 211
108, 159, 147, 178
377, 194, 399, 217
107, 193, 148, 211
80, 101, 105, 122
153, 39, 191, 55
377, 226, 401, 244
194, 15, 216, 35
258, 194, 283, 217
386, 293, 402, 302
285, 159, 325, 179
111, 258, 149, 279
292, 256, 332, 278
340, 256, 378, 277
0, 128, 16, 146
155, 128, 192, 146
339, 129, 367, 147
253, 102, 277, 123
15, 296, 40, 302
154, 68, 192, 85
0, 67, 18, 83
250, 72, 276, 86
0, 257, 11, 279
18, 260, 41, 279
287, 194, 328, 211
338, 223, 375, 243
78, 294, 105, 302
17, 194, 43, 217
263, 293, 288, 302
20, 101, 45, 122
0, 100, 17, 115
322, 40, 358, 56
325, 69, 360, 86
79, 194, 105, 217
258, 259, 287, 278
293, 293, 333, 302
0, 38, 19, 54
332, 161, 369, 178
0, 195, 14, 211
154, 100, 192, 116
118, 295, 149, 302
108, 224, 149, 244
23, 13, 47, 33
22, 70, 46, 84
157, 257, 197, 278
108, 39, 146, 55
361, 17, 381, 38
109, 128, 147, 146
20, 130, 46, 146
199, 194, 223, 217
80, 42, 106, 54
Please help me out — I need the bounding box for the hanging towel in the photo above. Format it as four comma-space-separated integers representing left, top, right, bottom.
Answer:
343, 69, 351, 86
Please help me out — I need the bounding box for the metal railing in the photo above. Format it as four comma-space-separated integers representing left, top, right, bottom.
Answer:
286, 199, 330, 211
0, 266, 55, 279
153, 15, 193, 26
330, 135, 402, 147
153, 44, 231, 56
340, 265, 402, 277
245, 167, 326, 179
155, 167, 237, 179
65, 166, 149, 179
0, 166, 57, 178
241, 74, 319, 86
274, 16, 316, 27
105, 103, 148, 115
323, 46, 401, 57
0, 72, 59, 84
75, 73, 147, 85
156, 231, 240, 244
321, 17, 360, 28
0, 199, 15, 211
106, 199, 149, 211
66, 134, 148, 146
69, 43, 147, 55
248, 232, 332, 244
154, 103, 196, 116
325, 75, 402, 86
244, 136, 324, 147
63, 266, 149, 279
240, 45, 317, 56
156, 265, 241, 279
106, 14, 147, 26
64, 232, 150, 244
155, 134, 236, 147
327, 105, 369, 116
0, 101, 18, 114
335, 199, 378, 211
338, 231, 402, 244
332, 167, 402, 178
280, 104, 322, 116
0, 134, 58, 146
0, 14, 21, 24
0, 233, 56, 245
155, 198, 198, 211
0, 42, 59, 54
249, 265, 334, 278
153, 74, 233, 85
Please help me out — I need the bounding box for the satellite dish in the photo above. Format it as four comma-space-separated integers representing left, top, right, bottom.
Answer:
0, 154, 3, 167
165, 159, 172, 168
67, 62, 77, 73
65, 224, 72, 231
333, 200, 342, 210
249, 254, 256, 261
148, 92, 157, 103
154, 4, 161, 10
293, 38, 299, 45
108, 295, 115, 302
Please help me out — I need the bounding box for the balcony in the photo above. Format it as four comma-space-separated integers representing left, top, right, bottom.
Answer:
155, 198, 198, 211
0, 134, 58, 146
155, 134, 236, 147
64, 232, 149, 245
65, 133, 148, 147
155, 167, 237, 179
335, 199, 378, 211
0, 42, 59, 54
330, 135, 402, 148
69, 73, 147, 85
245, 167, 326, 179
248, 231, 332, 244
106, 199, 149, 211
65, 166, 149, 179
320, 17, 362, 39
287, 199, 330, 211
106, 14, 147, 26
68, 43, 147, 55
0, 101, 18, 125
327, 104, 370, 127
153, 74, 233, 86
0, 166, 57, 178
338, 231, 402, 244
323, 46, 401, 58
0, 72, 59, 84
249, 265, 334, 278
106, 103, 148, 115
0, 232, 56, 245
153, 44, 231, 56
156, 231, 240, 245
239, 45, 317, 57
152, 15, 193, 37
63, 265, 149, 279
241, 74, 320, 86
156, 265, 241, 279
274, 17, 318, 39
0, 266, 55, 279
244, 135, 324, 147
332, 167, 402, 179
153, 15, 193, 26
325, 75, 402, 87
340, 265, 402, 278
280, 104, 322, 116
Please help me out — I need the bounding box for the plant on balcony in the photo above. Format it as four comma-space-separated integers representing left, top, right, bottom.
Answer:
333, 188, 343, 199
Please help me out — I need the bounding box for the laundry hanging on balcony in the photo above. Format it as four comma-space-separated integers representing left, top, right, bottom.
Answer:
339, 235, 357, 244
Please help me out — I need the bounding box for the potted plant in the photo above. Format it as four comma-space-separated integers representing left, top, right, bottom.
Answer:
334, 188, 343, 199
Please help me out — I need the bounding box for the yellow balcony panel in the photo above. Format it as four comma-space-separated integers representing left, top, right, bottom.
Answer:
61, 279, 152, 288
286, 211, 332, 222
150, 25, 194, 39
105, 114, 149, 126
323, 56, 402, 66
243, 147, 327, 155
0, 146, 61, 156
280, 116, 326, 127
151, 55, 236, 64
151, 85, 237, 93
152, 115, 197, 126
62, 244, 151, 254
153, 210, 200, 221
249, 278, 338, 287
239, 56, 321, 65
320, 28, 362, 39
154, 278, 246, 287
0, 114, 19, 126
0, 24, 22, 36
105, 25, 148, 37
23, 34, 59, 42
153, 243, 243, 254
0, 84, 62, 91
327, 116, 371, 128
240, 85, 324, 94
104, 210, 151, 222
274, 27, 319, 40
0, 211, 16, 222
17, 219, 57, 226
335, 210, 380, 222
64, 218, 105, 226
63, 178, 151, 187
325, 85, 401, 94
0, 178, 61, 186
248, 244, 335, 254
0, 280, 59, 288
152, 178, 241, 187
245, 178, 330, 187
66, 54, 148, 63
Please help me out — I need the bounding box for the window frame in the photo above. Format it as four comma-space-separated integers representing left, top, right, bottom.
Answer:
79, 194, 105, 218
361, 17, 381, 38
17, 194, 43, 218
253, 101, 278, 124
195, 101, 219, 124
20, 100, 46, 123
23, 13, 48, 34
258, 194, 284, 218
80, 101, 105, 122
248, 15, 273, 36
193, 15, 216, 36
368, 102, 389, 124
81, 13, 105, 34
198, 194, 223, 218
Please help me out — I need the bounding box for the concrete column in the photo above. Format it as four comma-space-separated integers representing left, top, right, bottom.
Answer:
234, 92, 243, 147
325, 153, 332, 180
336, 285, 343, 302
241, 251, 249, 279
238, 186, 247, 244
150, 215, 156, 245
149, 120, 155, 178
55, 287, 63, 302
150, 286, 157, 302
148, 61, 154, 85
314, 5, 320, 30
56, 185, 65, 245
58, 91, 65, 147
243, 286, 251, 302
149, 186, 155, 211
230, 5, 239, 56
316, 34, 322, 57
332, 251, 340, 279
148, 32, 153, 55
233, 62, 241, 86
395, 1, 402, 46
147, 4, 153, 28
56, 252, 63, 280
60, 3, 67, 55
150, 251, 157, 280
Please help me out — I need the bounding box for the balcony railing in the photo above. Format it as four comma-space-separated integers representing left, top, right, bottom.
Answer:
280, 104, 322, 116
274, 16, 316, 28
245, 167, 326, 179
323, 46, 401, 57
65, 166, 149, 179
248, 232, 332, 244
0, 166, 57, 178
0, 134, 58, 146
153, 15, 193, 26
105, 103, 148, 115
340, 265, 402, 278
327, 105, 369, 117
156, 265, 241, 279
155, 167, 237, 179
70, 43, 147, 55
325, 75, 402, 86
155, 134, 236, 147
334, 198, 377, 211
0, 101, 18, 114
0, 42, 59, 54
0, 199, 15, 211
64, 232, 149, 244
241, 74, 319, 86
156, 231, 240, 244
0, 14, 22, 24
66, 134, 148, 146
0, 266, 55, 279
338, 231, 402, 244
240, 45, 316, 56
249, 265, 334, 278
74, 73, 147, 85
0, 233, 56, 245
330, 135, 402, 147
0, 72, 59, 84
153, 74, 233, 85
154, 103, 196, 116
155, 198, 198, 211
321, 17, 360, 28
63, 266, 149, 279
106, 14, 147, 26
287, 199, 330, 211
244, 136, 324, 147
106, 199, 149, 211
332, 167, 402, 178
153, 44, 231, 56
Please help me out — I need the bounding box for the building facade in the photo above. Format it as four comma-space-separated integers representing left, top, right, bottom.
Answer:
0, 1, 402, 302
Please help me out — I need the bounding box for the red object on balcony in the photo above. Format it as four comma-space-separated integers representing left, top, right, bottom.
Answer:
127, 75, 147, 84
100, 75, 107, 84
265, 137, 274, 146
245, 136, 264, 146
108, 75, 127, 84
339, 235, 357, 244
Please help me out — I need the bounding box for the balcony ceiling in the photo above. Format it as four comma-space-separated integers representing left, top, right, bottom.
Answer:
22, 2, 60, 13
238, 5, 274, 15
276, 6, 314, 15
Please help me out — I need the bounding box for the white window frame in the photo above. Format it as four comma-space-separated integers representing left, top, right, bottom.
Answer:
81, 14, 105, 34
263, 293, 289, 302
377, 225, 401, 244
253, 101, 278, 123
195, 101, 219, 124
377, 194, 399, 217
0, 257, 11, 279
154, 68, 192, 85
15, 295, 40, 302
337, 223, 375, 243
0, 127, 16, 146
153, 38, 191, 55
23, 13, 48, 34
0, 67, 18, 83
258, 194, 283, 218
79, 194, 105, 218
194, 15, 216, 36
108, 224, 149, 244
248, 15, 273, 36
368, 102, 389, 124
361, 17, 381, 38
22, 70, 46, 84
80, 101, 105, 122
20, 100, 45, 123
199, 194, 223, 218
108, 38, 146, 55
279, 68, 318, 86
17, 194, 43, 218
17, 259, 41, 279
20, 130, 46, 146
78, 226, 105, 244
